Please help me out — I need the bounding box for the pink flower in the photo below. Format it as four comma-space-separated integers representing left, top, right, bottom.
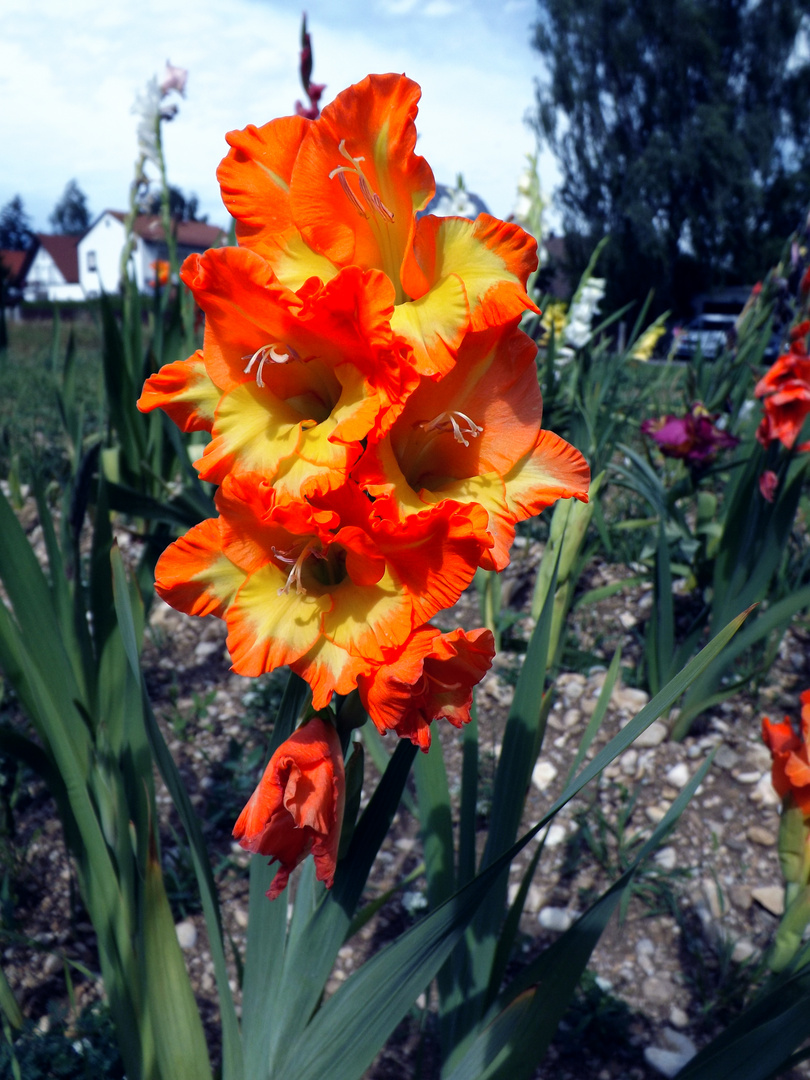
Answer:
759, 470, 779, 502
160, 60, 188, 97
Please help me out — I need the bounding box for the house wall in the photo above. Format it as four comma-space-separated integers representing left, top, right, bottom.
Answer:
136, 239, 165, 293
78, 214, 126, 297
22, 248, 83, 303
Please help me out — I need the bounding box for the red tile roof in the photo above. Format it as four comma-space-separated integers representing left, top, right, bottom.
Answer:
0, 249, 28, 285
36, 234, 80, 283
103, 211, 227, 248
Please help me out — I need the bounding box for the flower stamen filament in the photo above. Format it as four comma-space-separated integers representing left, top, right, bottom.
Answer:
243, 343, 297, 388
274, 540, 323, 596
418, 410, 483, 447
329, 140, 395, 223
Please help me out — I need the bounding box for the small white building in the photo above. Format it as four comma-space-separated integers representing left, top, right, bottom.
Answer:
78, 211, 228, 297
21, 235, 84, 303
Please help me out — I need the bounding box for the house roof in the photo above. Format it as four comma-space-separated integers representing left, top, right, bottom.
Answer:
35, 234, 80, 284
101, 210, 227, 248
0, 249, 29, 286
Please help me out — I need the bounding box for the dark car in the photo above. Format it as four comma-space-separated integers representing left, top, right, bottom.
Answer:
673, 314, 737, 360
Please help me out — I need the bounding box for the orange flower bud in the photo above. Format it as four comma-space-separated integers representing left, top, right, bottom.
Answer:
233, 717, 345, 899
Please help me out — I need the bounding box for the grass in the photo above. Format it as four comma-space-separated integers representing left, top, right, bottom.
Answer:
0, 316, 104, 485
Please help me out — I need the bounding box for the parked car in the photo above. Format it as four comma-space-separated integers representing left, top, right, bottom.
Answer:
673, 314, 737, 360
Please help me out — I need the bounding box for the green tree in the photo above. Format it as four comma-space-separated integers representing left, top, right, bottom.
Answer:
49, 179, 91, 235
533, 0, 810, 316
139, 184, 207, 223
0, 195, 33, 250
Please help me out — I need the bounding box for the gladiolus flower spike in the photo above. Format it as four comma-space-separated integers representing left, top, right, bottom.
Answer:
139, 73, 590, 897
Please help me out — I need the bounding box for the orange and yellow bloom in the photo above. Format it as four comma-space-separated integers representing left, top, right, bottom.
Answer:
140, 72, 590, 896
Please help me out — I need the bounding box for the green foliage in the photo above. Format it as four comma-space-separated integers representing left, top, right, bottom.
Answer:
49, 181, 91, 237
533, 0, 810, 315
0, 1005, 125, 1080
0, 197, 33, 252
0, 481, 214, 1080
0, 319, 103, 485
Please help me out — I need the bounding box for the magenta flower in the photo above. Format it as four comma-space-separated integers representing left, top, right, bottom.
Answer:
642, 403, 738, 466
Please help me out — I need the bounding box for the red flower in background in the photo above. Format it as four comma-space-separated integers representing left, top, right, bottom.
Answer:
755, 348, 810, 451
762, 690, 810, 817
233, 717, 345, 899
759, 469, 779, 502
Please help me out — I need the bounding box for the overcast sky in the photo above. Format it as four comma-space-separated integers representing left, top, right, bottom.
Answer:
1, 0, 560, 235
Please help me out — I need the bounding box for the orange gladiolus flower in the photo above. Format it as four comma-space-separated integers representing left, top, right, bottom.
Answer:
150, 258, 170, 287
217, 73, 539, 377
155, 473, 492, 706
234, 716, 345, 899
357, 626, 495, 750
762, 689, 810, 816
354, 323, 590, 570
141, 246, 421, 501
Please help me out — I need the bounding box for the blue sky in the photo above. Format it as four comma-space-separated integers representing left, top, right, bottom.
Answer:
1, 0, 560, 234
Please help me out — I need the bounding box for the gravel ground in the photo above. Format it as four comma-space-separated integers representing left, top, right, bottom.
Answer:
2, 510, 810, 1079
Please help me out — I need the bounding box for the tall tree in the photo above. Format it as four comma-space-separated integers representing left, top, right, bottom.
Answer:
533, 0, 810, 315
139, 184, 207, 223
49, 180, 91, 235
0, 196, 34, 250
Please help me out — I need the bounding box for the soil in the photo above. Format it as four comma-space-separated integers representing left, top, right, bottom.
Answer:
2, 507, 810, 1079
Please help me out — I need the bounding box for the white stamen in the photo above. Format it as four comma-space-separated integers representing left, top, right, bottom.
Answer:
243, 344, 294, 388
274, 540, 325, 596
419, 410, 483, 447
328, 139, 394, 222
428, 675, 463, 691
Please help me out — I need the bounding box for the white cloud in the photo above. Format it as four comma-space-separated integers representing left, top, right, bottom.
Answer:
1, 0, 560, 231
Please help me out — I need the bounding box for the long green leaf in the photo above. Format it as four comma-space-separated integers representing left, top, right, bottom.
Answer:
273, 820, 537, 1080
445, 755, 713, 1080
676, 965, 810, 1079
143, 847, 213, 1080
266, 740, 417, 1076
448, 554, 558, 1046
457, 699, 479, 889
415, 736, 456, 1030
111, 549, 244, 1080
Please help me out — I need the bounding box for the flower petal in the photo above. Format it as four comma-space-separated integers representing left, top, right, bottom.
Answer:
290, 73, 435, 291
155, 518, 246, 618
138, 350, 220, 433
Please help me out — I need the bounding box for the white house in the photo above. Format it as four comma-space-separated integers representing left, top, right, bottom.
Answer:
78, 211, 228, 297
20, 235, 84, 302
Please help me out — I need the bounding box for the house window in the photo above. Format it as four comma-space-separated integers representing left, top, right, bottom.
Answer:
87, 251, 97, 272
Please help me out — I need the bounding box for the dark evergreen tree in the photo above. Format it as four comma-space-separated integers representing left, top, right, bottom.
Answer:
0, 196, 34, 250
49, 180, 91, 235
533, 0, 810, 315
139, 185, 207, 223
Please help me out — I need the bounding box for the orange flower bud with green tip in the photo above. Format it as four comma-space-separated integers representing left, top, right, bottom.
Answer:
233, 716, 345, 900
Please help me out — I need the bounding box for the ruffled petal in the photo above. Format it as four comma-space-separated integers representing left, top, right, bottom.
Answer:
155, 518, 245, 618
404, 213, 539, 332
290, 74, 435, 292
137, 351, 220, 433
